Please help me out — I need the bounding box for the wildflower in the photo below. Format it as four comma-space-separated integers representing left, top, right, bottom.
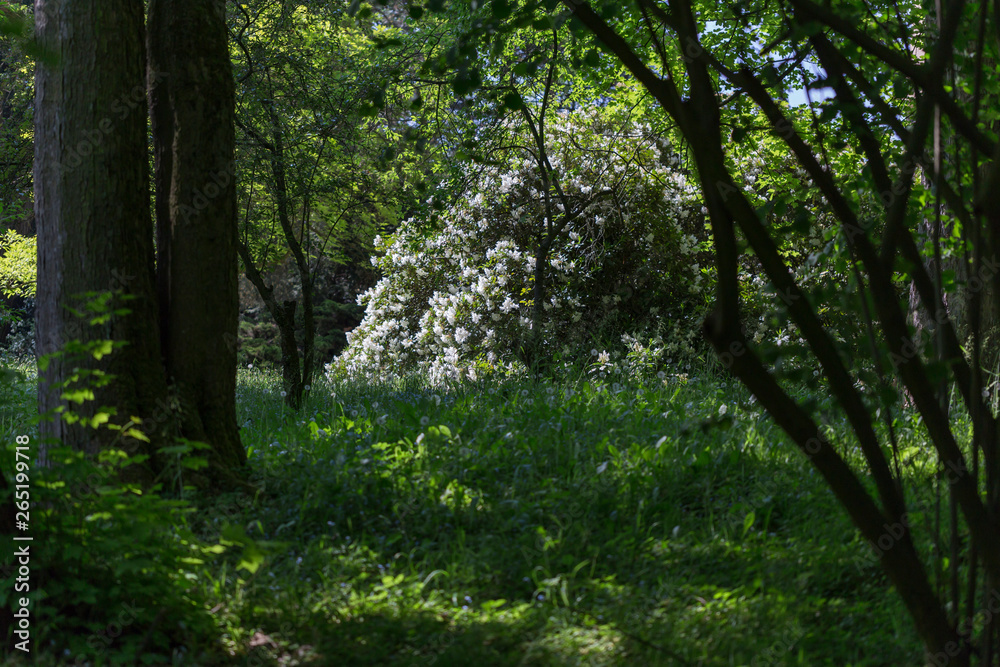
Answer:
281, 391, 288, 397
420, 416, 430, 426
718, 404, 728, 416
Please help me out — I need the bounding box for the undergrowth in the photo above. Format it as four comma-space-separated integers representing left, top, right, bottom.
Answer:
2, 359, 937, 665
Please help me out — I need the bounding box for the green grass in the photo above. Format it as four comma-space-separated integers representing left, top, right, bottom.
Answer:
204, 365, 922, 666
3, 360, 932, 665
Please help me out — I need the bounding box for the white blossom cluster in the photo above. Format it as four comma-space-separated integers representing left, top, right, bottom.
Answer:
328, 109, 710, 384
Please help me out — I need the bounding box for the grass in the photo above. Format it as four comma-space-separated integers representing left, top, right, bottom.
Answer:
205, 364, 922, 666
2, 359, 933, 665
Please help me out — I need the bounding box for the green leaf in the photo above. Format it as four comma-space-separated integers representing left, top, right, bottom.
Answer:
532, 17, 553, 31
491, 0, 512, 19
502, 92, 523, 110
238, 542, 265, 574
818, 104, 839, 123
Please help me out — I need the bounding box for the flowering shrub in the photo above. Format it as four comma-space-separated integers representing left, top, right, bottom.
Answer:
329, 108, 712, 384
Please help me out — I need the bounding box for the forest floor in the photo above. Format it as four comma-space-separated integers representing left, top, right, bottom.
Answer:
2, 361, 936, 665
208, 366, 927, 666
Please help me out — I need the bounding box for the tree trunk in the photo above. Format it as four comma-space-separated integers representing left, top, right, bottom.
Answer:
147, 0, 244, 469
34, 0, 169, 466
302, 275, 315, 397
236, 240, 303, 409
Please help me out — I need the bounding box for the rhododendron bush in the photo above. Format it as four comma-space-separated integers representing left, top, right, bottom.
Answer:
329, 108, 714, 384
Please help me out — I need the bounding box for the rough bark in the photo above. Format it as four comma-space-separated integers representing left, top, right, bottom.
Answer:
147, 0, 244, 468
34, 0, 169, 465
148, 0, 246, 467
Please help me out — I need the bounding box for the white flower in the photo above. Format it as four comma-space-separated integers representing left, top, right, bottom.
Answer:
455, 327, 470, 344
718, 404, 728, 416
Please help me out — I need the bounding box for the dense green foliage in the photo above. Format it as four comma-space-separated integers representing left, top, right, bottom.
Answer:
0, 231, 34, 300
3, 362, 955, 665
4, 0, 1000, 662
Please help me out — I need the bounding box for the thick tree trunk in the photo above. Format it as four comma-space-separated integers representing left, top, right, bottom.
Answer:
34, 0, 169, 465
147, 0, 244, 469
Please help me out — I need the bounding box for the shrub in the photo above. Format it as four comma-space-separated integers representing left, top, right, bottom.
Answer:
0, 442, 226, 664
329, 108, 712, 384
